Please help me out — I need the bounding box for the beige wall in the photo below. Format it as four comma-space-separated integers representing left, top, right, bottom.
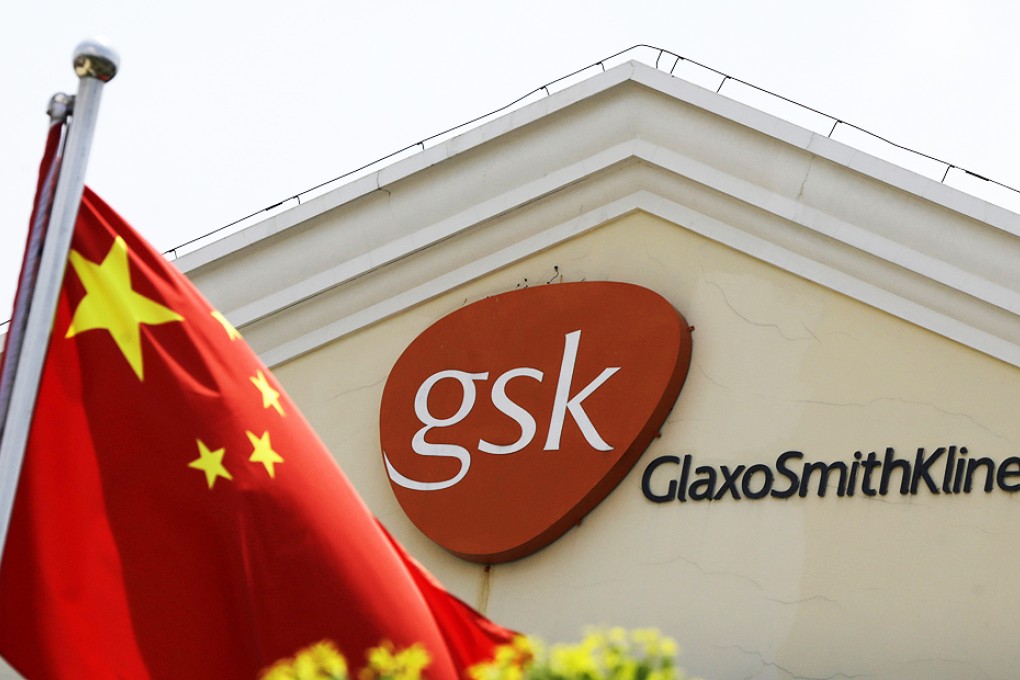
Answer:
275, 211, 1020, 680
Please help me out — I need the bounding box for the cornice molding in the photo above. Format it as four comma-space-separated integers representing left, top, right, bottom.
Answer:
176, 62, 1020, 370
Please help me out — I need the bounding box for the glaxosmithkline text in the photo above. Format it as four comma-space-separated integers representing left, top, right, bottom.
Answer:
641, 447, 1020, 502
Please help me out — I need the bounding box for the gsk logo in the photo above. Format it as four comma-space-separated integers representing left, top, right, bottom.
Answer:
379, 281, 692, 563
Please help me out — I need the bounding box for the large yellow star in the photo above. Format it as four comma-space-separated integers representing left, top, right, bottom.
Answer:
66, 236, 183, 380
188, 439, 233, 489
250, 370, 284, 416
247, 430, 284, 478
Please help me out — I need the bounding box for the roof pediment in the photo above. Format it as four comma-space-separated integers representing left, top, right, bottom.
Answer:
177, 61, 1020, 368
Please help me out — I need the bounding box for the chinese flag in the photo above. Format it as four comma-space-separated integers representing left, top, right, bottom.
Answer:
0, 183, 514, 678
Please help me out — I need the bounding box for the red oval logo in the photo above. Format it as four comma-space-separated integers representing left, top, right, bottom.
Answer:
379, 281, 692, 563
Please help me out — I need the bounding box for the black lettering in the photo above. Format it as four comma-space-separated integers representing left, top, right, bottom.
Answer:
799, 460, 848, 498
880, 448, 910, 495
953, 447, 968, 493
847, 452, 862, 497
965, 456, 995, 493
771, 451, 802, 499
861, 451, 880, 496
742, 464, 773, 499
942, 445, 956, 493
688, 466, 717, 501
910, 447, 943, 494
641, 446, 1020, 506
996, 457, 1020, 492
677, 454, 692, 502
714, 465, 745, 500
641, 455, 679, 503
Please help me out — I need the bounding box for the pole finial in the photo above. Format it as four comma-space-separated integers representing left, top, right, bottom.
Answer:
73, 38, 119, 82
47, 93, 73, 123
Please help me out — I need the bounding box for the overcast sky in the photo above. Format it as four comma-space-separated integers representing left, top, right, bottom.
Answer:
4, 0, 1020, 322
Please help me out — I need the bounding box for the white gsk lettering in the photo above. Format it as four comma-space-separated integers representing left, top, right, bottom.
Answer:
384, 330, 619, 491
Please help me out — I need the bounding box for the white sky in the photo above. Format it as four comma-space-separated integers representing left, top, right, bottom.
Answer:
4, 0, 1020, 322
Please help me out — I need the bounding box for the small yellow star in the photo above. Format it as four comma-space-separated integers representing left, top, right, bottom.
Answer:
211, 310, 241, 341
66, 236, 183, 380
188, 439, 233, 489
247, 430, 284, 478
250, 370, 284, 416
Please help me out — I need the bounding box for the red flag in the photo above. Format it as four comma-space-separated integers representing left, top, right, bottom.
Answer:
0, 120, 64, 428
0, 186, 515, 678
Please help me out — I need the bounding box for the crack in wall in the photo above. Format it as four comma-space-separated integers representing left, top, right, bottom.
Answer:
642, 239, 670, 273
325, 376, 386, 402
764, 594, 840, 608
717, 643, 867, 680
706, 279, 820, 343
638, 552, 767, 594
799, 321, 820, 343
789, 395, 1014, 446
857, 494, 907, 506
696, 364, 730, 389
795, 158, 816, 205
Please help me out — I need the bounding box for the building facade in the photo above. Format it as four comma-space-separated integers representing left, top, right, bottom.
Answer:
174, 62, 1019, 679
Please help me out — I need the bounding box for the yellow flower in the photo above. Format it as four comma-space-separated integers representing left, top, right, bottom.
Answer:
365, 641, 397, 678
261, 661, 298, 680
396, 643, 431, 678
551, 643, 600, 678
260, 640, 348, 680
293, 650, 320, 680
512, 635, 535, 657
309, 641, 348, 678
470, 627, 687, 680
362, 641, 431, 680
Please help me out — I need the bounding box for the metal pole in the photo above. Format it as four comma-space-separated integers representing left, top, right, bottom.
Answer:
0, 39, 119, 566
0, 95, 72, 444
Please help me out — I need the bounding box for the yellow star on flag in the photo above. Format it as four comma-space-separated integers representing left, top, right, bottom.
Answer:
188, 440, 233, 489
211, 310, 242, 341
250, 370, 284, 416
66, 236, 183, 380
247, 430, 284, 478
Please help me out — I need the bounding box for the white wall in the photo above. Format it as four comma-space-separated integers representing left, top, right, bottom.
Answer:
276, 211, 1020, 680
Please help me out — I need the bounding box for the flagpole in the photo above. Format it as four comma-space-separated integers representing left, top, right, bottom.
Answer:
0, 93, 72, 446
0, 39, 119, 565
